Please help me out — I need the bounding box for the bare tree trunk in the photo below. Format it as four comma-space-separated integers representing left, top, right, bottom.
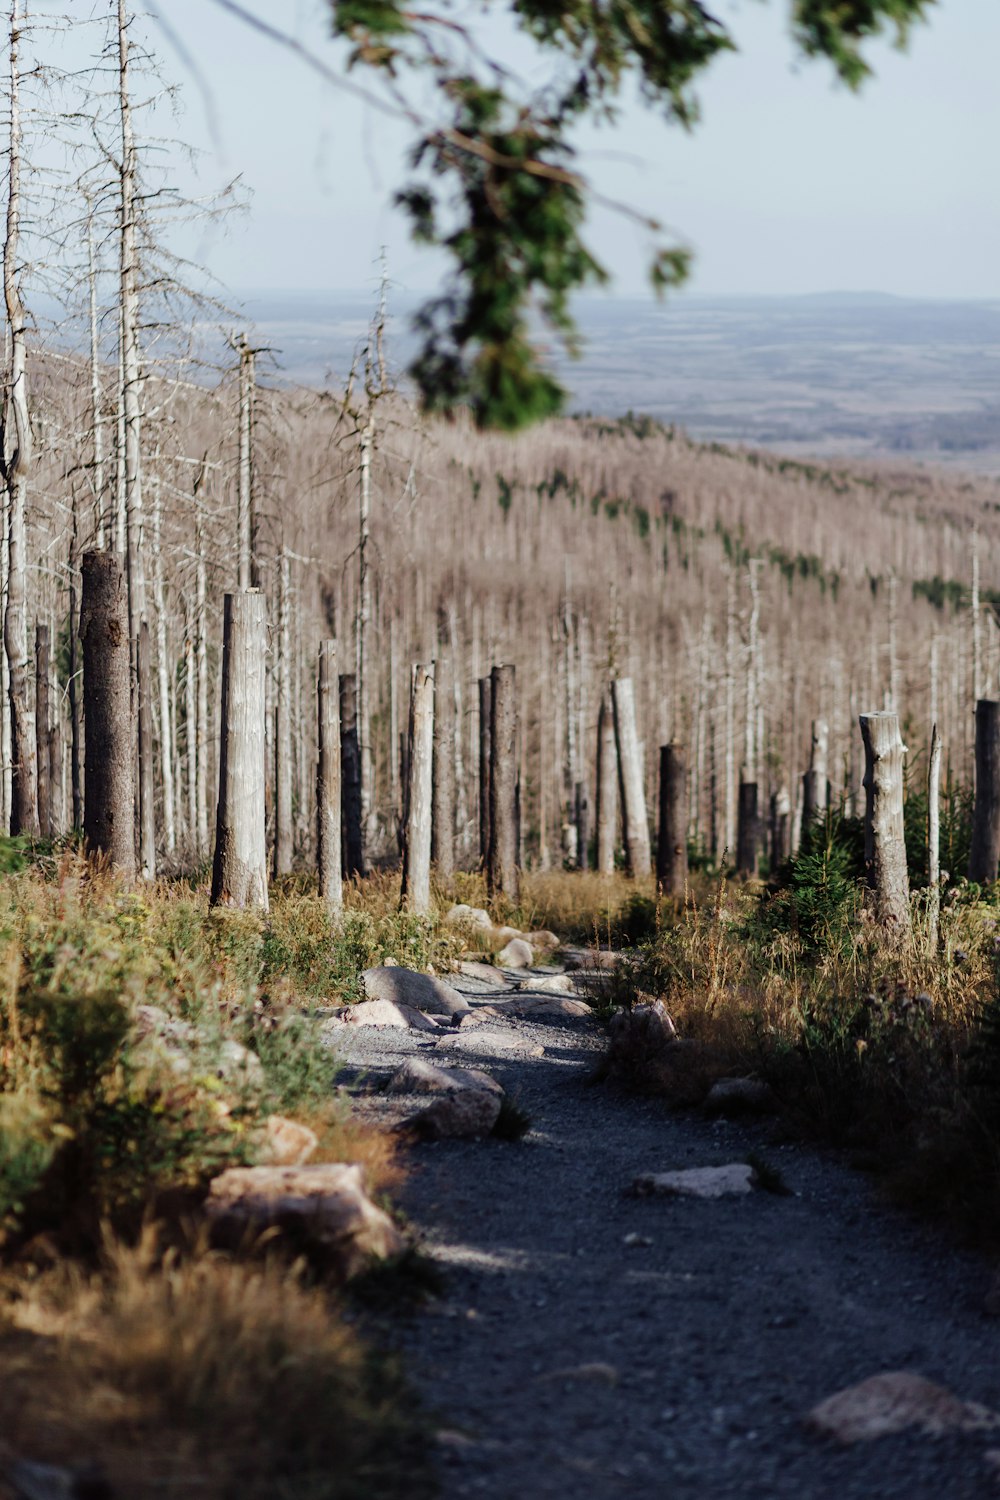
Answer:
802, 717, 829, 829
317, 640, 342, 915
3, 0, 36, 838
770, 785, 791, 870
34, 623, 49, 837
80, 551, 134, 874
478, 674, 491, 868
184, 603, 196, 852
969, 700, 1000, 883
339, 672, 363, 879
48, 648, 63, 837
151, 463, 175, 854
595, 688, 617, 874
211, 591, 268, 910
195, 532, 209, 854
236, 336, 257, 590
575, 780, 590, 870
656, 743, 687, 895
927, 723, 941, 950
137, 621, 155, 874
859, 711, 911, 937
68, 495, 83, 829
273, 546, 293, 876
431, 654, 454, 875
86, 201, 106, 547
736, 778, 759, 876
357, 417, 376, 860
611, 676, 651, 878
400, 662, 434, 914
488, 663, 519, 903
118, 0, 153, 878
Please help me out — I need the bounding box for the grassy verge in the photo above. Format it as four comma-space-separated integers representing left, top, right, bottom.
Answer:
0, 847, 453, 1494
600, 823, 1000, 1244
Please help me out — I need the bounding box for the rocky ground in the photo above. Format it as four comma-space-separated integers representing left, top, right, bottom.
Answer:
332, 959, 1000, 1499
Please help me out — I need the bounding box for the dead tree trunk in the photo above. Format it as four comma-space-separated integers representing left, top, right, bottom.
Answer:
928, 723, 941, 949
770, 785, 791, 870
802, 717, 829, 829
400, 662, 434, 914
478, 675, 491, 868
68, 501, 83, 830
859, 711, 911, 937
137, 622, 155, 877
575, 780, 590, 870
736, 778, 759, 876
80, 551, 134, 874
969, 700, 1000, 884
273, 547, 293, 876
431, 654, 454, 875
656, 743, 688, 895
34, 623, 49, 837
316, 640, 342, 916
339, 672, 363, 879
211, 592, 268, 911
48, 669, 63, 838
595, 689, 617, 874
488, 663, 519, 903
611, 676, 651, 878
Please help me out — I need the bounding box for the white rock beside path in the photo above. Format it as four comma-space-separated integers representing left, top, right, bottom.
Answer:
204, 1163, 406, 1277
338, 997, 443, 1032
362, 965, 471, 1018
806, 1371, 1000, 1443
631, 1164, 757, 1199
498, 938, 534, 969
445, 903, 494, 930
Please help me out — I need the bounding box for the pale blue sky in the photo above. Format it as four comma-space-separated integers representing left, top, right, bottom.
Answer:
49, 0, 1000, 300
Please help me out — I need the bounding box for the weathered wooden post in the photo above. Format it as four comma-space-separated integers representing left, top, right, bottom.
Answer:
656, 743, 687, 896
488, 663, 519, 903
316, 640, 342, 916
401, 662, 434, 914
859, 711, 911, 937
969, 700, 1000, 884
431, 655, 455, 876
802, 717, 829, 828
770, 785, 791, 870
34, 623, 50, 837
478, 675, 491, 868
611, 676, 651, 877
211, 591, 268, 911
80, 552, 135, 874
575, 780, 590, 870
927, 723, 941, 949
736, 777, 759, 876
339, 672, 363, 879
595, 689, 617, 874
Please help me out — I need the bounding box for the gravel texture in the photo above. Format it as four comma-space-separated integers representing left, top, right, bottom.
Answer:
333, 966, 1000, 1499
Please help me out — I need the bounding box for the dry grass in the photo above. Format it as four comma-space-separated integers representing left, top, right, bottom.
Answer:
0, 1234, 430, 1499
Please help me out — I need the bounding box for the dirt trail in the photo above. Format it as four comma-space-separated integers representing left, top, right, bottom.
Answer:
336, 967, 1000, 1500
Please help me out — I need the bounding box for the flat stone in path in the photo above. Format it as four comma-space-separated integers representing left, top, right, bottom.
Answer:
631, 1163, 757, 1199
806, 1372, 1000, 1443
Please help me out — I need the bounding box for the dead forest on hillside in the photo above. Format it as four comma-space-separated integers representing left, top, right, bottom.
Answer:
3, 5, 1000, 889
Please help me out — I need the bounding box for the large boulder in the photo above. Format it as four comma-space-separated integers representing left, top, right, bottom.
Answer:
497, 938, 534, 969
445, 903, 494, 931
524, 929, 561, 954
258, 1114, 318, 1166
386, 1057, 503, 1097
404, 1087, 502, 1140
204, 1163, 406, 1277
489, 994, 592, 1021
340, 998, 442, 1032
361, 966, 470, 1019
806, 1372, 1000, 1443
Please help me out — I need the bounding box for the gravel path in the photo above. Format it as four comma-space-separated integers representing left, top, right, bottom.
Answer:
335, 967, 1000, 1499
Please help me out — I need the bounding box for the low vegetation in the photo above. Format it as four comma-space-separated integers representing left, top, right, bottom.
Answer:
603, 814, 1000, 1244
